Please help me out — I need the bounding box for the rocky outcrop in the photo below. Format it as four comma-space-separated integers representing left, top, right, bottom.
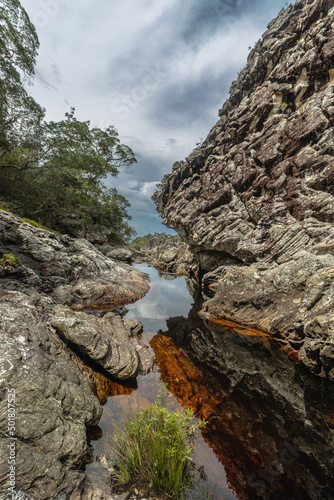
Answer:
153, 0, 334, 379
0, 211, 148, 309
0, 210, 152, 499
0, 291, 102, 499
100, 245, 135, 262
51, 307, 153, 379
134, 233, 196, 276
151, 304, 334, 500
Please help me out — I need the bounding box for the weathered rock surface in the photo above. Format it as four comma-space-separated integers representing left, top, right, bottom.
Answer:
0, 292, 102, 499
98, 244, 135, 262
0, 210, 149, 309
134, 233, 196, 276
202, 250, 334, 378
151, 303, 334, 500
154, 0, 334, 379
0, 210, 152, 499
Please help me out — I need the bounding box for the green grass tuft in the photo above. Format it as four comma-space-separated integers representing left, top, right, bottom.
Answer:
20, 218, 59, 234
110, 387, 209, 499
0, 253, 21, 268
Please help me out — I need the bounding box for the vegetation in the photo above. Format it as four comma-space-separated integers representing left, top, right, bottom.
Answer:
130, 233, 154, 250
20, 218, 58, 234
0, 253, 21, 267
130, 233, 178, 251
0, 0, 137, 242
110, 388, 208, 499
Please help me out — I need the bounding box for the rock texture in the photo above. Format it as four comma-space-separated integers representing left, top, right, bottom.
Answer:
151, 303, 334, 500
134, 233, 196, 276
98, 244, 135, 262
0, 210, 152, 499
0, 211, 149, 309
154, 0, 334, 379
51, 307, 153, 380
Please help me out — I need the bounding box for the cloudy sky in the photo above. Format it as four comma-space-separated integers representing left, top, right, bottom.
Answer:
21, 0, 288, 236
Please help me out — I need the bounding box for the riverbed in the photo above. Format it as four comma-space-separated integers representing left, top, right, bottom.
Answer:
86, 264, 334, 500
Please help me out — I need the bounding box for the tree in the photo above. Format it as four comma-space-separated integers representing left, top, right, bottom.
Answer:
0, 0, 44, 155
0, 109, 138, 241
0, 1, 137, 243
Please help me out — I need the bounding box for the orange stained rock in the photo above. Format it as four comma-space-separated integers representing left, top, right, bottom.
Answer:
198, 311, 273, 340
73, 361, 136, 405
325, 412, 334, 427
71, 297, 137, 312
94, 374, 136, 405
150, 334, 223, 421
287, 349, 300, 363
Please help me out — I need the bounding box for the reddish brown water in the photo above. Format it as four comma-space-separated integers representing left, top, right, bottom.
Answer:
85, 264, 334, 500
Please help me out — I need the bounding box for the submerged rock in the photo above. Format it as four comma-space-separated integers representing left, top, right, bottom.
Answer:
153, 0, 334, 380
150, 299, 334, 500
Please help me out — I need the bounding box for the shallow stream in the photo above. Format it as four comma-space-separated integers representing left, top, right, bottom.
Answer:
86, 264, 334, 500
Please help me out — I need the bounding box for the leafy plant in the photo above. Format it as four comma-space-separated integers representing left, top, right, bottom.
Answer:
0, 253, 21, 267
110, 386, 208, 499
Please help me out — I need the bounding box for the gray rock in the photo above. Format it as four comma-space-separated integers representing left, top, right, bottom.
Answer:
153, 0, 334, 380
106, 246, 134, 262
123, 319, 143, 337
202, 251, 334, 379
134, 233, 196, 276
0, 210, 152, 498
51, 307, 146, 379
0, 292, 102, 499
0, 210, 149, 309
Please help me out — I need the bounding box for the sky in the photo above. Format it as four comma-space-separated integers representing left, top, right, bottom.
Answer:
21, 0, 288, 237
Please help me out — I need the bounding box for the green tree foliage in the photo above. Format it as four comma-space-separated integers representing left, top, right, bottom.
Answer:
129, 233, 154, 250
0, 109, 137, 240
0, 0, 44, 154
0, 0, 137, 243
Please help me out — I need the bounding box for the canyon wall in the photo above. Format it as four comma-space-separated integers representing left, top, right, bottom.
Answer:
153, 0, 334, 380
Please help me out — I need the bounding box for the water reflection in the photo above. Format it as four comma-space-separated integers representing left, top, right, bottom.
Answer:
154, 298, 334, 500
86, 264, 334, 500
124, 264, 194, 332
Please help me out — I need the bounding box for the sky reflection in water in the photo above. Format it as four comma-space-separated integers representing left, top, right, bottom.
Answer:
86, 264, 236, 499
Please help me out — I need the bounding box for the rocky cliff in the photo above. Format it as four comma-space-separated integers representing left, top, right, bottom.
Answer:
153, 0, 334, 380
0, 210, 152, 499
151, 303, 334, 500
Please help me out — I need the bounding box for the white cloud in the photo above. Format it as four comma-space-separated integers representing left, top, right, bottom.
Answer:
20, 0, 288, 234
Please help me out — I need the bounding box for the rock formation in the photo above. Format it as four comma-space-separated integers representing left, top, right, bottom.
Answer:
0, 210, 152, 499
151, 301, 334, 500
134, 233, 196, 276
154, 0, 334, 380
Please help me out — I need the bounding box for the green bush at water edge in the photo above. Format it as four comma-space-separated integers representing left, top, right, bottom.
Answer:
110, 387, 212, 499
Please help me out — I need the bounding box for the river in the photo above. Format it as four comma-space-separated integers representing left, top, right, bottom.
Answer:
86, 263, 334, 500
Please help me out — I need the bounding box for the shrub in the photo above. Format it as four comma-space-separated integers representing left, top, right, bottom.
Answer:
0, 254, 21, 268
110, 387, 208, 499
